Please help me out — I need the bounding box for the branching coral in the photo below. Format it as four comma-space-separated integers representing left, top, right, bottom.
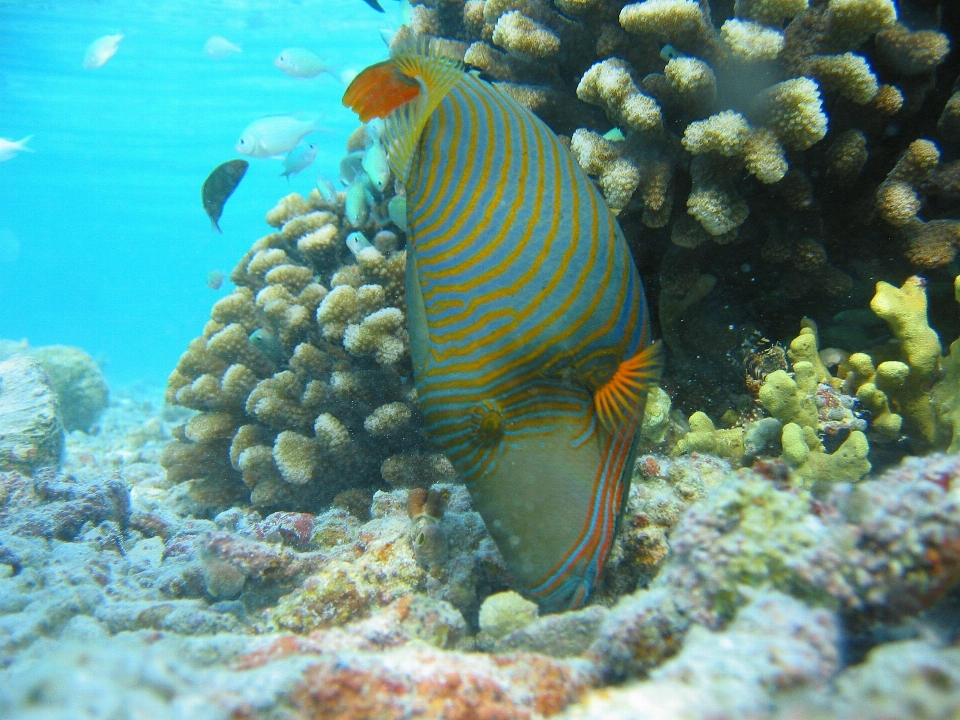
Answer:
163, 128, 430, 512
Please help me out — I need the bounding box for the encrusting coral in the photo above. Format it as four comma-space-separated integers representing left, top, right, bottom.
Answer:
162, 126, 426, 512
672, 272, 960, 477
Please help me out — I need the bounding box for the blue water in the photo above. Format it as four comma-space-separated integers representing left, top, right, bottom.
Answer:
0, 0, 395, 385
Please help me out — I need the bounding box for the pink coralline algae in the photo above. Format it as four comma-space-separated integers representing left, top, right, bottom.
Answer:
289, 642, 595, 720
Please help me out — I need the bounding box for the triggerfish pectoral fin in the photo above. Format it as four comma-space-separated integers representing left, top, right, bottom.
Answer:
594, 341, 664, 434
342, 61, 420, 123
343, 41, 465, 183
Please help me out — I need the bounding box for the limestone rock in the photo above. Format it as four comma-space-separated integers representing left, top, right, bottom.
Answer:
0, 355, 63, 475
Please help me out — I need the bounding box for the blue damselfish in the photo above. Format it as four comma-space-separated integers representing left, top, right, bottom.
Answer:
344, 41, 661, 611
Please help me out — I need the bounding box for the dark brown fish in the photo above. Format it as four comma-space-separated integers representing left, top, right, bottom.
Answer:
202, 159, 248, 232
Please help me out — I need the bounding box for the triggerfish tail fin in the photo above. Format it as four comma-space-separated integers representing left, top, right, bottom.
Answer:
342, 40, 464, 183
18, 135, 34, 152
594, 341, 664, 434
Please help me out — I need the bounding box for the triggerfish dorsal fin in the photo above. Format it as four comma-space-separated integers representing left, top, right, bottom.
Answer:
594, 341, 664, 433
342, 39, 464, 183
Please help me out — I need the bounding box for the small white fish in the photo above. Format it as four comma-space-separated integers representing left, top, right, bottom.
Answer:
236, 115, 322, 158
204, 36, 241, 60
0, 135, 33, 161
281, 139, 319, 179
83, 34, 123, 69
274, 47, 335, 79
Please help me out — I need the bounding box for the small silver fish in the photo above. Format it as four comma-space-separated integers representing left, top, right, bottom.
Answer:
345, 178, 371, 227
274, 47, 335, 79
362, 141, 390, 193
83, 34, 123, 69
339, 151, 365, 184
281, 139, 319, 179
236, 115, 322, 158
0, 135, 33, 162
204, 36, 241, 60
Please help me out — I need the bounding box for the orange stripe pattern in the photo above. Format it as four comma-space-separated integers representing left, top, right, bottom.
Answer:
402, 69, 657, 611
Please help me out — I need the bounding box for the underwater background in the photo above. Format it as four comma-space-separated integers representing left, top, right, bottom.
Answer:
0, 0, 391, 385
4, 0, 960, 718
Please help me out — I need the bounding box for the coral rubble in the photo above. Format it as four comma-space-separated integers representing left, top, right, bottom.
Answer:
4, 385, 960, 717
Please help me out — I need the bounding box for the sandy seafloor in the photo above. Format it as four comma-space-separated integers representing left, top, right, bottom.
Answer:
3, 383, 960, 720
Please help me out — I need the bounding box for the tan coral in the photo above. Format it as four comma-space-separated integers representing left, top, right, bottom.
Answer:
492, 11, 560, 61
577, 59, 663, 135
682, 111, 751, 157
365, 402, 414, 436
904, 221, 960, 269
720, 19, 785, 61
687, 155, 749, 235
618, 0, 712, 53
825, 0, 897, 48
824, 129, 867, 183
273, 430, 323, 485
570, 130, 641, 213
876, 25, 951, 76
265, 193, 314, 228
807, 53, 879, 105
752, 77, 827, 151
733, 0, 807, 26
344, 308, 408, 366
663, 56, 716, 110
744, 129, 787, 184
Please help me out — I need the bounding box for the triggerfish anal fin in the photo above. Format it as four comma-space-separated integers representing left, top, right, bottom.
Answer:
343, 42, 662, 613
343, 41, 465, 183
202, 159, 248, 233
594, 341, 664, 434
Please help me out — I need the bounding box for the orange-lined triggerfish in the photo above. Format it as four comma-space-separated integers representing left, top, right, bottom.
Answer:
343, 41, 662, 612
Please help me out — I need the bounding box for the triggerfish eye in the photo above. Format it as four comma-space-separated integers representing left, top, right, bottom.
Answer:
343, 40, 662, 613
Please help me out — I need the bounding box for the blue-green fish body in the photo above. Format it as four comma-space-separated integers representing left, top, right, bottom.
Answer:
387, 194, 407, 230
281, 139, 319, 179
345, 177, 371, 227
362, 140, 391, 193
344, 44, 661, 611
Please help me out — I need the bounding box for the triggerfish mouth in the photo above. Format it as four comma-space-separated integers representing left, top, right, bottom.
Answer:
343, 40, 662, 612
